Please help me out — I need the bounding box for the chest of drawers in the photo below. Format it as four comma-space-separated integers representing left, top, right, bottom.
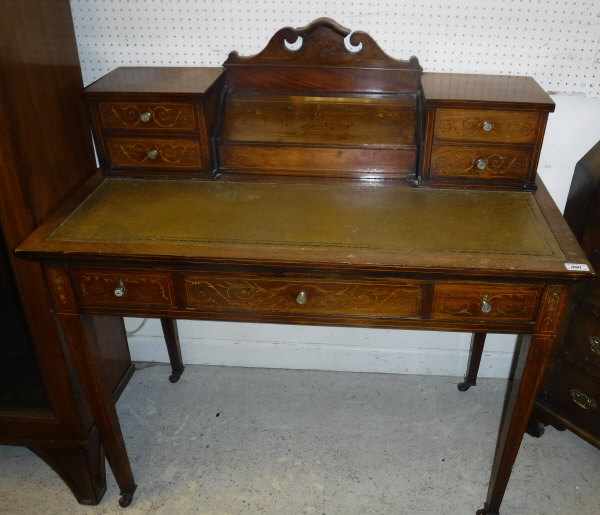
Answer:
530, 140, 600, 446
85, 67, 223, 178
420, 73, 554, 189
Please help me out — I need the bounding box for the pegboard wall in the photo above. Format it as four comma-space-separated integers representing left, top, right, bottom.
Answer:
70, 0, 600, 95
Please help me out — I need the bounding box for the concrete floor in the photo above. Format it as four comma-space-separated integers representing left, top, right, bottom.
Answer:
0, 364, 598, 514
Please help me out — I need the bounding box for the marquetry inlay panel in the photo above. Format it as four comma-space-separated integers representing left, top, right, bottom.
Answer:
99, 102, 196, 130
70, 269, 175, 308
185, 273, 422, 318
434, 108, 539, 144
432, 283, 542, 321
107, 138, 203, 169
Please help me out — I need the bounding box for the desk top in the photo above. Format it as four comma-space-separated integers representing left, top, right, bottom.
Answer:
19, 177, 590, 280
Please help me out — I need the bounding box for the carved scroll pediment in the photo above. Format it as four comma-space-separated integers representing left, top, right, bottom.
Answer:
224, 18, 421, 71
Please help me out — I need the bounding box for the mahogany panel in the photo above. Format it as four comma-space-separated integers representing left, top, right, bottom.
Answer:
224, 18, 421, 94
219, 143, 416, 178
221, 92, 417, 146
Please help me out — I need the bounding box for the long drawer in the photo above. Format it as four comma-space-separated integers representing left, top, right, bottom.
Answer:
183, 272, 423, 318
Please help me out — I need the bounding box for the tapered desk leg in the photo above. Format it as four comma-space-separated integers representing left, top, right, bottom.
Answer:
458, 332, 487, 391
44, 265, 137, 507
160, 318, 185, 383
476, 285, 567, 515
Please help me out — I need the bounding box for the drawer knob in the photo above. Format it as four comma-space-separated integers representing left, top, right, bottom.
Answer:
147, 149, 159, 160
482, 121, 493, 132
113, 279, 126, 298
296, 291, 307, 305
140, 111, 152, 123
475, 158, 487, 170
480, 294, 492, 313
570, 389, 598, 410
589, 335, 600, 356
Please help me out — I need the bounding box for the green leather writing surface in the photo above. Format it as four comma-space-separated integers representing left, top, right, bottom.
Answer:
50, 179, 562, 260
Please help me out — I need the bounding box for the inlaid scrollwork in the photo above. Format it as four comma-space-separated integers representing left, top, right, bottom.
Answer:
431, 147, 529, 180
433, 285, 542, 321
185, 276, 421, 317
100, 103, 195, 129
74, 273, 174, 306
434, 109, 538, 143
110, 139, 201, 168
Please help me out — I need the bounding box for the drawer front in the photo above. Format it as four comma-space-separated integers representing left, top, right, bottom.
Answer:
98, 102, 196, 130
70, 269, 175, 309
219, 143, 416, 180
430, 144, 531, 181
184, 273, 422, 318
541, 360, 600, 437
432, 283, 542, 321
434, 108, 540, 144
562, 301, 600, 370
107, 137, 204, 170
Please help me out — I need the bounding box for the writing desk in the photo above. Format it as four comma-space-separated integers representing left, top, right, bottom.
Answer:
16, 19, 593, 514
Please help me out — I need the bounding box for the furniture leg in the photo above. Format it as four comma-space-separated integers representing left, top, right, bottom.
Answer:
61, 314, 137, 507
476, 286, 567, 515
28, 425, 106, 505
160, 318, 185, 383
458, 332, 487, 391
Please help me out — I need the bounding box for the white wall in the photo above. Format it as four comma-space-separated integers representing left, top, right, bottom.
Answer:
70, 0, 600, 377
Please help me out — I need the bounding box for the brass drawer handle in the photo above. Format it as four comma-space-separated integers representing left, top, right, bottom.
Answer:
480, 294, 492, 313
147, 148, 159, 160
589, 336, 600, 356
570, 389, 598, 410
475, 158, 487, 170
140, 111, 152, 123
482, 121, 493, 132
113, 279, 126, 298
296, 291, 307, 305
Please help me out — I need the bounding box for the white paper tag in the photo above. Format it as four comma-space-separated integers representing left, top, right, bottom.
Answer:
564, 263, 590, 272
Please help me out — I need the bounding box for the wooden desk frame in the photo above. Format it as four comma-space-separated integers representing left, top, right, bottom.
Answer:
16, 19, 593, 515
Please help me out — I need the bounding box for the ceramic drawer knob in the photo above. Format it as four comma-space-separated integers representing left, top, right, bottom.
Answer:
113, 279, 126, 298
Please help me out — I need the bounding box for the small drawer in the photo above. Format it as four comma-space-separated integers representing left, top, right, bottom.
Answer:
70, 268, 176, 309
541, 360, 600, 436
434, 108, 540, 144
430, 144, 531, 181
184, 272, 423, 318
562, 301, 600, 370
432, 283, 542, 321
107, 137, 204, 170
98, 102, 196, 130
